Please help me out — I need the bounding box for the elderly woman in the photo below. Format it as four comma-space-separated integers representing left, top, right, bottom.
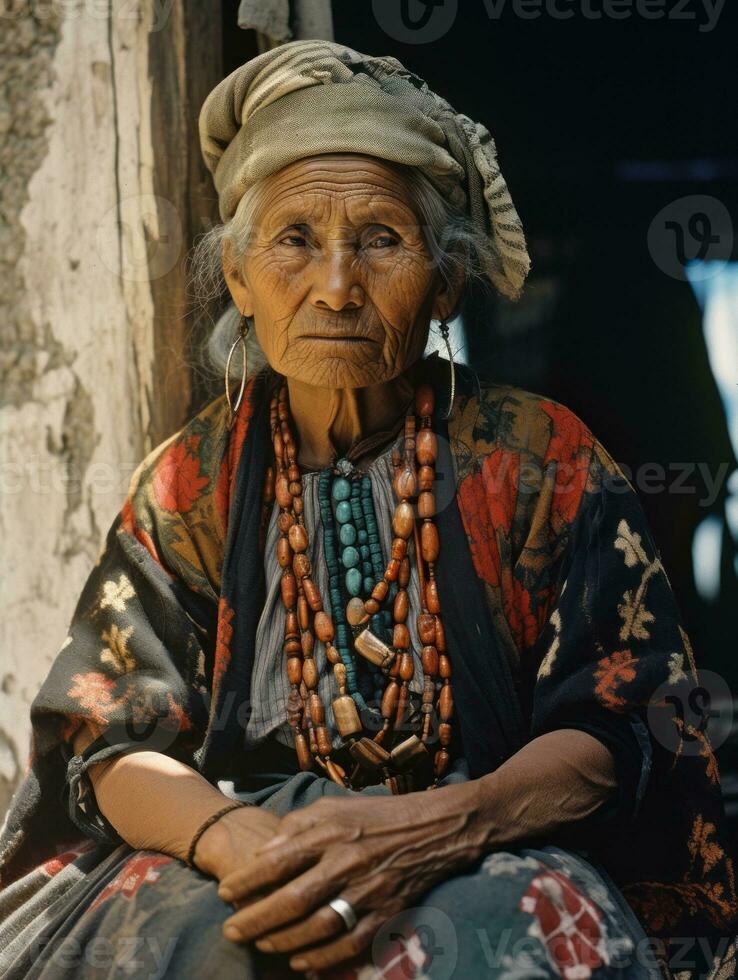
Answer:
0, 40, 734, 980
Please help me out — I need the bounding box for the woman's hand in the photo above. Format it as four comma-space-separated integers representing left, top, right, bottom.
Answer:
194, 804, 282, 881
216, 781, 486, 973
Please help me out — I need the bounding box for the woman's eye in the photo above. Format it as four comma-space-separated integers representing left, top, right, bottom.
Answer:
279, 234, 307, 247
368, 235, 399, 249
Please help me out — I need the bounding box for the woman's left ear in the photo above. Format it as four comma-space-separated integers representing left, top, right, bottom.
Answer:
431, 271, 464, 324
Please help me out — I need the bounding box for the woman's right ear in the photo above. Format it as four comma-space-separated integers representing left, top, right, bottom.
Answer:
222, 240, 253, 317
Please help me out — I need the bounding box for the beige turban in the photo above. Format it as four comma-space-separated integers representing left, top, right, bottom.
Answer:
198, 40, 530, 300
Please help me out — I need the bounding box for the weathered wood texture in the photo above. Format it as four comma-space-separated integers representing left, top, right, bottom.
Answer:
0, 1, 222, 815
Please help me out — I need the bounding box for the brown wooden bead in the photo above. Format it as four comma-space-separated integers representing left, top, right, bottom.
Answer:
298, 595, 309, 629
417, 613, 437, 645
422, 675, 436, 705
384, 558, 400, 582
277, 538, 293, 568
391, 538, 407, 561
325, 643, 342, 665
314, 611, 334, 643
280, 571, 297, 608
439, 683, 453, 722
277, 511, 294, 533
346, 597, 369, 626
302, 578, 322, 612
293, 495, 304, 516
390, 734, 428, 769
316, 726, 333, 758
288, 523, 308, 553
439, 654, 451, 679
415, 384, 435, 418
287, 657, 302, 686
288, 463, 300, 482
393, 589, 409, 623
418, 492, 436, 519
332, 695, 362, 738
288, 481, 302, 497
399, 651, 414, 681
421, 644, 439, 675
308, 692, 324, 726
392, 501, 415, 539
371, 580, 389, 603
294, 731, 313, 771
287, 688, 303, 726
393, 623, 410, 650
434, 748, 450, 778
308, 725, 318, 756
426, 579, 441, 614
273, 431, 284, 458
301, 630, 314, 657
393, 466, 417, 500
435, 616, 446, 652
285, 610, 299, 636
325, 758, 346, 786
364, 598, 380, 615
438, 723, 452, 748
421, 521, 440, 562
398, 557, 410, 588
381, 680, 400, 719
292, 553, 311, 578
302, 657, 319, 690
275, 475, 292, 509
415, 429, 437, 466
283, 638, 302, 656
349, 736, 390, 770
418, 465, 434, 491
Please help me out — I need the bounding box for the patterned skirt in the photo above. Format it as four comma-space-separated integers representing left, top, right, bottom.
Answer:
0, 765, 662, 980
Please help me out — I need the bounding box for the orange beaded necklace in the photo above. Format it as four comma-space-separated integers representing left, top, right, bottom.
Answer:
267, 381, 453, 795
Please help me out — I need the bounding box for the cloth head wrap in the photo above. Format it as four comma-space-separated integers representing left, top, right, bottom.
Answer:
199, 40, 530, 299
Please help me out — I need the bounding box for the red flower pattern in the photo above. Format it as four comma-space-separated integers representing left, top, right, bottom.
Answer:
540, 400, 594, 528
87, 853, 173, 913
520, 867, 608, 978
213, 596, 235, 697
594, 650, 638, 710
153, 436, 209, 514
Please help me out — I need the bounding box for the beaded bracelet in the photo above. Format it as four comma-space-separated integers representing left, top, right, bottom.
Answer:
185, 801, 251, 869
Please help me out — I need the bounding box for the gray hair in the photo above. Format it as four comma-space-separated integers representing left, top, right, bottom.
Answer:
187, 164, 495, 381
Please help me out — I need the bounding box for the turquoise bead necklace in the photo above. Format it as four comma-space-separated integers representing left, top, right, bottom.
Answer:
318, 459, 394, 710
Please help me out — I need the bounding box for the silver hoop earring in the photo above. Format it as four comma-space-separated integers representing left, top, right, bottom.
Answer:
225, 312, 250, 427
438, 320, 456, 420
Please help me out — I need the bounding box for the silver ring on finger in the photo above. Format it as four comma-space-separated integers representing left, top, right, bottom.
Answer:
327, 897, 358, 932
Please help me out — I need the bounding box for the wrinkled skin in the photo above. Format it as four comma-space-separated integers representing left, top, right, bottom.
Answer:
223, 153, 461, 469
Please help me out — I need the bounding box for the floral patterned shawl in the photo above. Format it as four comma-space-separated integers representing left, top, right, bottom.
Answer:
0, 360, 734, 957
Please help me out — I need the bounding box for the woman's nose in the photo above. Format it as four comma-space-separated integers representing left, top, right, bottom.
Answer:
310, 248, 365, 312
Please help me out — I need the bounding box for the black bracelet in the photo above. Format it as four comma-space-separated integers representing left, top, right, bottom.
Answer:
186, 801, 251, 869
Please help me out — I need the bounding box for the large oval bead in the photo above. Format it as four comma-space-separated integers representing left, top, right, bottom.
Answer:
314, 611, 335, 643
292, 553, 311, 578
288, 523, 308, 553
294, 732, 313, 771
393, 466, 417, 499
331, 477, 351, 502
308, 692, 325, 725
421, 521, 439, 562
393, 623, 410, 650
287, 657, 302, 686
415, 384, 435, 418
415, 429, 437, 466
345, 567, 362, 596
439, 654, 451, 679
417, 613, 436, 645
302, 578, 322, 611
302, 657, 319, 690
280, 571, 297, 608
426, 579, 441, 614
439, 684, 453, 721
418, 492, 435, 519
399, 651, 414, 681
418, 465, 434, 491
277, 511, 294, 533
277, 538, 293, 568
275, 475, 292, 509
393, 589, 409, 623
335, 500, 352, 524
339, 523, 357, 546
398, 557, 411, 588
316, 725, 333, 758
421, 644, 439, 675
392, 502, 415, 539
381, 680, 400, 719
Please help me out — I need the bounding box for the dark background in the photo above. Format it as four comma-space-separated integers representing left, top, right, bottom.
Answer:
223, 1, 738, 700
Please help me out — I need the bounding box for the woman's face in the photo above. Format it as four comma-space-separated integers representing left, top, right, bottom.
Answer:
223, 154, 458, 389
